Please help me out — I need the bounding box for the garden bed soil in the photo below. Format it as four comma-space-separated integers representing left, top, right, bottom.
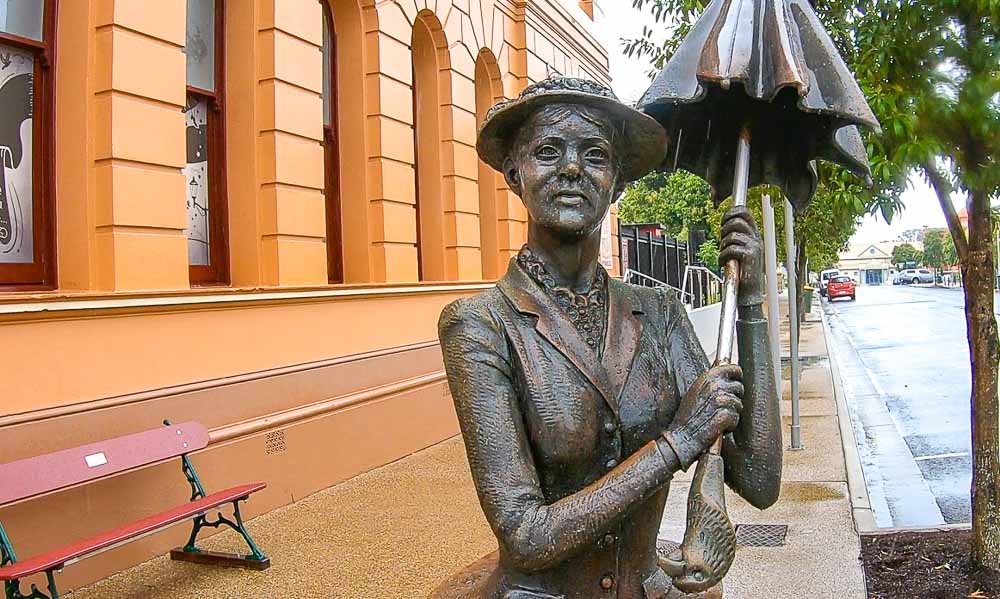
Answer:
861, 529, 1000, 598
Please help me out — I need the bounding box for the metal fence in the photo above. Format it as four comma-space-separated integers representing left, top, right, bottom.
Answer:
620, 225, 722, 308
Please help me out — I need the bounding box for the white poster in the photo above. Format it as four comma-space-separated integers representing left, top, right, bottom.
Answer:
183, 97, 210, 266
599, 212, 614, 270
0, 44, 34, 264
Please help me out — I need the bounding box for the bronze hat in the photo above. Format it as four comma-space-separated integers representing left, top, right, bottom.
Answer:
476, 76, 668, 183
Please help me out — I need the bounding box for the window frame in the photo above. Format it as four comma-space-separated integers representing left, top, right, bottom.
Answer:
0, 0, 58, 290
322, 3, 343, 284
185, 0, 229, 286
411, 60, 423, 281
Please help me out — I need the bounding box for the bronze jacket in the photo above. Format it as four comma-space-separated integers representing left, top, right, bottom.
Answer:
438, 260, 779, 599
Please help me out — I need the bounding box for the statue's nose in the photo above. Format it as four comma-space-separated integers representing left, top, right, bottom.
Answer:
560, 159, 581, 179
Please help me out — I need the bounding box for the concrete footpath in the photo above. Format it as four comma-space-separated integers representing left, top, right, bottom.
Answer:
682, 298, 869, 598
69, 299, 867, 598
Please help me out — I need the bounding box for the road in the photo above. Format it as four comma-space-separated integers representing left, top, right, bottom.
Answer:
823, 284, 975, 527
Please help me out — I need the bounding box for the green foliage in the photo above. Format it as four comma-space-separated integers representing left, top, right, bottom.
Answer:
626, 0, 1000, 207
891, 243, 923, 267
922, 229, 959, 272
624, 0, 1000, 566
618, 170, 714, 239
696, 238, 720, 274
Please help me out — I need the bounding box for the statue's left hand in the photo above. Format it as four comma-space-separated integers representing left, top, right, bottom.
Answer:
719, 206, 765, 307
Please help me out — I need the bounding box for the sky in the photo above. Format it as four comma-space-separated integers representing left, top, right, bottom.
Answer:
599, 2, 966, 246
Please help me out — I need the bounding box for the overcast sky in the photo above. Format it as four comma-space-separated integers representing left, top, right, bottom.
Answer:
600, 2, 966, 245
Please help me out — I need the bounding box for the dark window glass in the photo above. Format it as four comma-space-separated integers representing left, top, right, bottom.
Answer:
0, 2, 44, 41
322, 6, 342, 283
185, 0, 215, 91
184, 0, 228, 284
0, 0, 53, 288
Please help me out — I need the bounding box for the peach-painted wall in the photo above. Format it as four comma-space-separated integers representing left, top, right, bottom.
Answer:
25, 0, 612, 294
0, 0, 610, 590
92, 0, 190, 291
475, 51, 504, 279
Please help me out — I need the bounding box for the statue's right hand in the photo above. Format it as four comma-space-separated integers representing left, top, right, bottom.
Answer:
661, 364, 743, 469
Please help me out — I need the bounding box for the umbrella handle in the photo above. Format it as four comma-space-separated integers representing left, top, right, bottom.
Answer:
664, 125, 751, 594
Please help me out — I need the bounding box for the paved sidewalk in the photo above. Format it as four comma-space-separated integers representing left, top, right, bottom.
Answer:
687, 299, 867, 598
69, 299, 866, 598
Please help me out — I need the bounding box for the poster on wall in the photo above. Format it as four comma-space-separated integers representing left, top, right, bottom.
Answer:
599, 212, 614, 270
0, 44, 34, 264
183, 97, 210, 266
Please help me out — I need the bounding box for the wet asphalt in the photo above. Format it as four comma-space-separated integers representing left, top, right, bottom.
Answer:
823, 284, 978, 527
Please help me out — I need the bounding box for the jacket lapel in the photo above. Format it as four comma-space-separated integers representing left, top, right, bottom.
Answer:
498, 261, 621, 417
604, 279, 644, 405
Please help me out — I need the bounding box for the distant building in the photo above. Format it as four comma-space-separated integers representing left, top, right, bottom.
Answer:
959, 208, 970, 233
837, 241, 924, 285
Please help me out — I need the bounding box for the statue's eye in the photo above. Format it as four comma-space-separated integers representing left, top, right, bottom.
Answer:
585, 147, 609, 164
535, 145, 560, 161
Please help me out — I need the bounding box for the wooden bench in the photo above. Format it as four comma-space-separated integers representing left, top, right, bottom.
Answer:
0, 420, 269, 599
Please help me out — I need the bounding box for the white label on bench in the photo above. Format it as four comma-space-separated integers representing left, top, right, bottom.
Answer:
85, 452, 108, 468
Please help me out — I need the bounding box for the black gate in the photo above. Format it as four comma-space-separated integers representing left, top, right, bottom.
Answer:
619, 224, 721, 308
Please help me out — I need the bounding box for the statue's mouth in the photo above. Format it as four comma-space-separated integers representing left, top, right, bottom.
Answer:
553, 192, 586, 206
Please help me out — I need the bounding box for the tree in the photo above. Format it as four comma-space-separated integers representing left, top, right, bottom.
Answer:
922, 229, 959, 274
899, 227, 932, 243
618, 170, 714, 238
696, 238, 720, 274
627, 0, 1000, 570
892, 243, 923, 267
869, 2, 1000, 568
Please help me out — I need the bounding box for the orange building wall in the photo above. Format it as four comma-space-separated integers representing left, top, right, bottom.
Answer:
0, 0, 611, 591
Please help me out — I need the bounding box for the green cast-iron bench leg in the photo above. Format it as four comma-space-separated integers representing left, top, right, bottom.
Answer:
2, 523, 60, 599
168, 455, 270, 571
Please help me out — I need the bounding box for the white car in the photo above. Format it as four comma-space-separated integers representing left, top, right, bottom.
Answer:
895, 269, 935, 285
819, 269, 840, 296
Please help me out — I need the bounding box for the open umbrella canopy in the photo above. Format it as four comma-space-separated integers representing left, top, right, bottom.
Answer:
637, 0, 880, 212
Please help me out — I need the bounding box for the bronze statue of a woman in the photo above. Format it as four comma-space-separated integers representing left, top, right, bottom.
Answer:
434, 77, 782, 599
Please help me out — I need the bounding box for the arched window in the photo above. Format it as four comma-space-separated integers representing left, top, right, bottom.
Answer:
322, 4, 343, 283
411, 14, 446, 282
184, 0, 229, 285
475, 51, 502, 280
0, 0, 55, 288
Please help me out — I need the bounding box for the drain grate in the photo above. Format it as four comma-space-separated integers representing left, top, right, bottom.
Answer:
735, 524, 788, 547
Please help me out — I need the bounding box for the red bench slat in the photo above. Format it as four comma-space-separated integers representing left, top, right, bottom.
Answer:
0, 482, 266, 580
0, 422, 210, 506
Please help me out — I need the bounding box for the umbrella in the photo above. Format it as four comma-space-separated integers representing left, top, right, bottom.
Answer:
637, 0, 880, 592
638, 0, 880, 211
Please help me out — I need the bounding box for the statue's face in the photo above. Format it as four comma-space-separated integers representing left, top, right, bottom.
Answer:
504, 104, 622, 240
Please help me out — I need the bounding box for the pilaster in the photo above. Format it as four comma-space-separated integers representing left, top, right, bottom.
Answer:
92, 0, 189, 291
256, 0, 328, 286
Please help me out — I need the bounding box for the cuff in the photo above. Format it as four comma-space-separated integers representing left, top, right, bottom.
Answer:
661, 429, 700, 471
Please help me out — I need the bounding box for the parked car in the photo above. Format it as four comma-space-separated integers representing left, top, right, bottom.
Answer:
895, 269, 935, 285
826, 275, 856, 301
819, 269, 840, 297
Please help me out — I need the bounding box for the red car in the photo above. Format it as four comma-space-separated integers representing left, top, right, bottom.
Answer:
826, 275, 856, 301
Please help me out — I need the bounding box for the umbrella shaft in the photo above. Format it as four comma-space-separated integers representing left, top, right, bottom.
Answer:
714, 125, 752, 366
709, 125, 752, 454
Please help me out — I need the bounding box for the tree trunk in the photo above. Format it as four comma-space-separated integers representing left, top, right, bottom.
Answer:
964, 191, 1000, 571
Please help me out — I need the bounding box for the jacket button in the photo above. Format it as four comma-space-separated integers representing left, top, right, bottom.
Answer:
601, 575, 614, 589
604, 533, 615, 545
606, 458, 618, 469
604, 421, 616, 433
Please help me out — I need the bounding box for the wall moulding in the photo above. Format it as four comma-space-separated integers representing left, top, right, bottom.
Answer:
0, 340, 443, 428
0, 282, 494, 322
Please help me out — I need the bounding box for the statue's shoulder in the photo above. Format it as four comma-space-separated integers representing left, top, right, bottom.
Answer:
438, 286, 506, 338
610, 278, 676, 309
